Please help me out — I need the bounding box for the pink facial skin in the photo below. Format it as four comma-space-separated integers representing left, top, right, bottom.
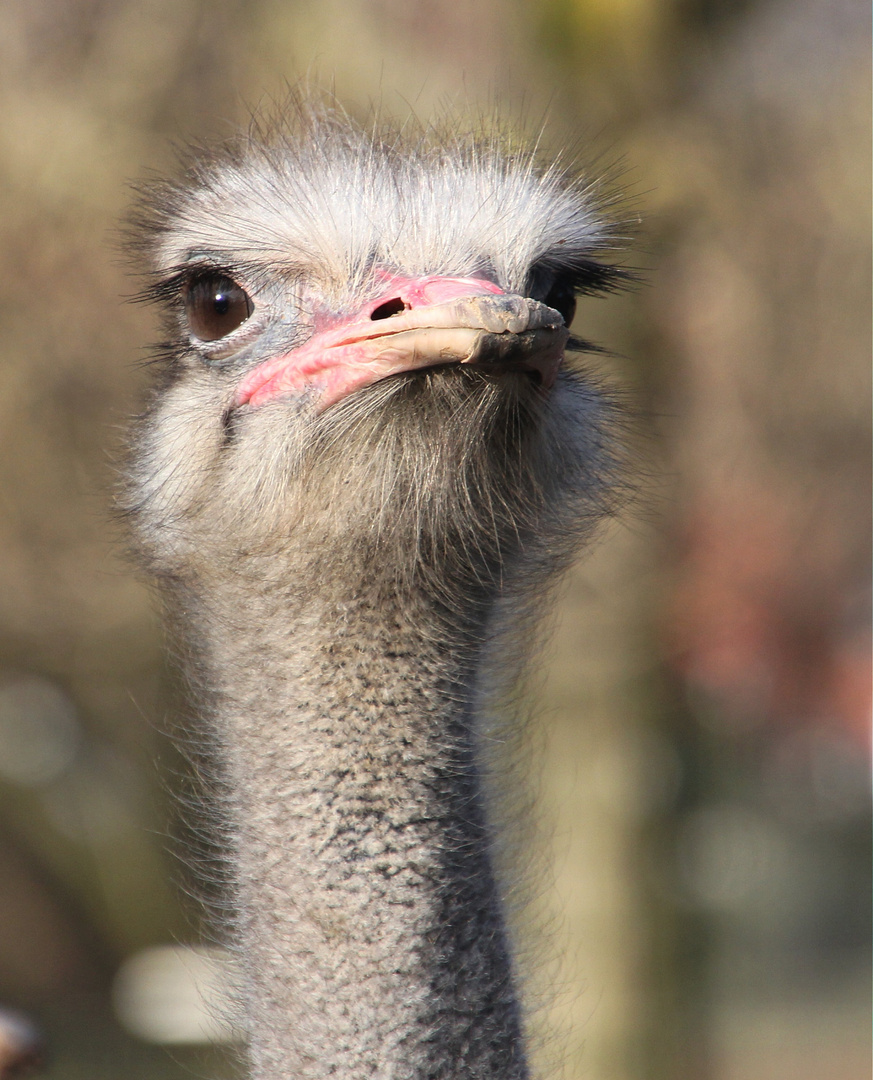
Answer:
235, 274, 567, 411
367, 272, 506, 309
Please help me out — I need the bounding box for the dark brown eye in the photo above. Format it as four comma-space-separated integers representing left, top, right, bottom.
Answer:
183, 274, 253, 341
544, 276, 577, 328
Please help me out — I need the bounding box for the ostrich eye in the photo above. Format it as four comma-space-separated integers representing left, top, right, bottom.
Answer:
183, 274, 253, 341
543, 276, 577, 328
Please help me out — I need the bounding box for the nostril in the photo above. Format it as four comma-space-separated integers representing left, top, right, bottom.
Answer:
370, 297, 406, 320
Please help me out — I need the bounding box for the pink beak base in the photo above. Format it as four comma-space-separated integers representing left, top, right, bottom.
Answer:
235, 274, 569, 411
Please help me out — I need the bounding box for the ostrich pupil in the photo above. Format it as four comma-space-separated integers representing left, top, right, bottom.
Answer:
185, 274, 252, 340
544, 277, 577, 327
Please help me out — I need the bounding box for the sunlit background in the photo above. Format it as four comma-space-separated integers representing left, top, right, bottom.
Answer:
0, 1, 869, 1078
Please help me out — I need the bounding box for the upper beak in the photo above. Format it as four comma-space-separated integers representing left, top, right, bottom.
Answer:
236, 274, 570, 411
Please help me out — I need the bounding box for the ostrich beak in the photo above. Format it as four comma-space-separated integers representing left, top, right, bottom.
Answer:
235, 274, 570, 411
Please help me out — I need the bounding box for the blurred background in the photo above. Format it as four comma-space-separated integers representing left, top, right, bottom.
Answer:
0, 1, 869, 1077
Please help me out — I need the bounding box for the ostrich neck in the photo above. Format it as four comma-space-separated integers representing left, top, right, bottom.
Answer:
186, 551, 527, 1080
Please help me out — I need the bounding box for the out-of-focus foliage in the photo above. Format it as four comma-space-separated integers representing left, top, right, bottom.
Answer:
0, 1, 868, 1078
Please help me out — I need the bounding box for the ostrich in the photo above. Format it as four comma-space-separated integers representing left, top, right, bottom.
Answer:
125, 104, 627, 1080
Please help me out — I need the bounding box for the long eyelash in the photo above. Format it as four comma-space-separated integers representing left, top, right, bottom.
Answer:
568, 259, 636, 296
566, 335, 609, 354
137, 264, 242, 308
525, 258, 636, 305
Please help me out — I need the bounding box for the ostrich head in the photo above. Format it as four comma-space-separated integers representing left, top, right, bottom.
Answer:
127, 107, 625, 598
